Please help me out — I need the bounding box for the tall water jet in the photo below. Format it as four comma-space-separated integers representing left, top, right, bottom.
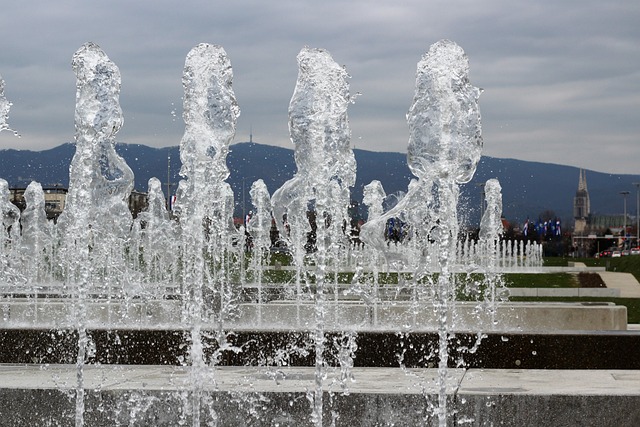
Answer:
248, 179, 273, 258
20, 182, 53, 285
479, 179, 503, 242
173, 43, 240, 425
409, 39, 482, 426
0, 179, 21, 286
363, 180, 386, 223
352, 180, 387, 314
55, 42, 134, 427
247, 179, 273, 323
271, 46, 356, 426
411, 39, 482, 426
133, 177, 177, 292
478, 178, 505, 324
360, 39, 482, 425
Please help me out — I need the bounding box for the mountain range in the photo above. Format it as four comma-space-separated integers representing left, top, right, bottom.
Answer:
1, 141, 639, 228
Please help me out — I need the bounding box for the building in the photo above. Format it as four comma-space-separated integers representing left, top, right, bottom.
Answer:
571, 170, 634, 256
573, 169, 590, 234
9, 187, 148, 221
9, 187, 68, 221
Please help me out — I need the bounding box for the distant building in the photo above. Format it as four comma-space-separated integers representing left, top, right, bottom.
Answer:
572, 170, 629, 233
128, 190, 148, 219
572, 170, 632, 255
43, 188, 68, 220
573, 169, 590, 234
9, 187, 68, 221
9, 187, 148, 221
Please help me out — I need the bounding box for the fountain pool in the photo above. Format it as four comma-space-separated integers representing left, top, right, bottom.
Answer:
1, 40, 637, 427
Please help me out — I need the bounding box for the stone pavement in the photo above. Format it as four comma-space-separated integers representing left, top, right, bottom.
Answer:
538, 261, 640, 299
599, 271, 640, 298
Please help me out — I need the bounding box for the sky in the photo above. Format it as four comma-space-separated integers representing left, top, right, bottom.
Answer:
0, 1, 639, 175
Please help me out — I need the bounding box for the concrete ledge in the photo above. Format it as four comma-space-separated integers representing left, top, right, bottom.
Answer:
567, 261, 585, 267
0, 300, 628, 331
457, 369, 640, 427
507, 287, 621, 297
0, 365, 638, 426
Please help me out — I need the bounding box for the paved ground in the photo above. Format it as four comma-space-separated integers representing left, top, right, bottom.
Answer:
595, 268, 640, 328
2, 365, 639, 425
598, 271, 640, 298
1, 364, 639, 396
557, 261, 640, 298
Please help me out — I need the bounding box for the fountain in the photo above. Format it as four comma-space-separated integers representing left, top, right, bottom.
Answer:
1, 40, 639, 426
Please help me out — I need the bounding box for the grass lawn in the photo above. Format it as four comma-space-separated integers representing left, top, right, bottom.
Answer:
264, 253, 640, 323
503, 273, 576, 288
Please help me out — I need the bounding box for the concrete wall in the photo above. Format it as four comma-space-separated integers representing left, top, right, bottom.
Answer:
1, 366, 639, 426
0, 300, 628, 331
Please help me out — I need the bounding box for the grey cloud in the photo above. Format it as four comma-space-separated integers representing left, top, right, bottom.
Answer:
0, 0, 639, 174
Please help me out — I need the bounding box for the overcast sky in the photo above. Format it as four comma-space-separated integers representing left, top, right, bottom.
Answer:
1, 1, 639, 175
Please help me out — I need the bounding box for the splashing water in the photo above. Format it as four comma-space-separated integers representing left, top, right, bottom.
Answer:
479, 179, 503, 242
0, 74, 19, 136
360, 39, 483, 425
0, 179, 21, 285
0, 75, 10, 132
479, 178, 505, 326
363, 180, 386, 222
271, 46, 356, 427
20, 182, 53, 284
407, 40, 482, 184
56, 41, 134, 427
132, 177, 177, 289
248, 179, 273, 323
409, 39, 482, 426
0, 40, 546, 426
173, 43, 240, 426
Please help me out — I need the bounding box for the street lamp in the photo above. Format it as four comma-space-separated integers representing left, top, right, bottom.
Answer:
634, 183, 640, 247
620, 191, 630, 247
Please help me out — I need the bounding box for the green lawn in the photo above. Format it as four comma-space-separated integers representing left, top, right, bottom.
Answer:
261, 254, 640, 323
503, 273, 577, 288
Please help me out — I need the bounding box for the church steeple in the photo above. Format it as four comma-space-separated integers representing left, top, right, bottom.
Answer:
578, 168, 588, 192
574, 168, 590, 220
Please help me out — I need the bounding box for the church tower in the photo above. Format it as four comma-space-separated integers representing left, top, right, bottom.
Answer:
573, 169, 590, 233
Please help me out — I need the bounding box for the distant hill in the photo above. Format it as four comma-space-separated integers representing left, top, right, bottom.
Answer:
1, 141, 639, 227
